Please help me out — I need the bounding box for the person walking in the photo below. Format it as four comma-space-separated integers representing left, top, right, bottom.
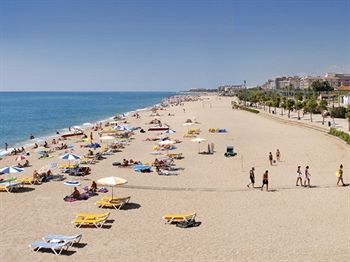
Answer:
276, 149, 281, 161
304, 166, 311, 188
268, 152, 273, 165
247, 167, 255, 188
261, 170, 269, 191
296, 166, 303, 186
336, 164, 345, 186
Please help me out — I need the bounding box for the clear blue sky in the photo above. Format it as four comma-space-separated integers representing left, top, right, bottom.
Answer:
0, 0, 349, 91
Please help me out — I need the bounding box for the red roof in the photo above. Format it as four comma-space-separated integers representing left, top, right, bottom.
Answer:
337, 85, 350, 91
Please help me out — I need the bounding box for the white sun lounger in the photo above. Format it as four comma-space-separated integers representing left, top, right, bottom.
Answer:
43, 234, 82, 246
29, 241, 70, 255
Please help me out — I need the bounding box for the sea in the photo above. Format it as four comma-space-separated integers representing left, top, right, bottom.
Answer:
0, 91, 175, 151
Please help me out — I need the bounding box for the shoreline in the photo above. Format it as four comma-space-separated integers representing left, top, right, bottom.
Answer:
0, 94, 176, 154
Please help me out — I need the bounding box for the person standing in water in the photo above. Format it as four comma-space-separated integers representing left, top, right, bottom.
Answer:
336, 164, 345, 186
247, 167, 255, 188
304, 166, 311, 188
261, 170, 269, 191
296, 166, 303, 186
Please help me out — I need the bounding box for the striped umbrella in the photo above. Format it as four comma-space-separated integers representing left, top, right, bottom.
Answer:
0, 166, 24, 174
59, 153, 81, 160
0, 166, 24, 181
59, 153, 81, 168
16, 155, 27, 162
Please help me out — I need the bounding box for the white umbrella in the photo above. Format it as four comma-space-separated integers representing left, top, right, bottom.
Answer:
191, 138, 207, 153
97, 176, 128, 199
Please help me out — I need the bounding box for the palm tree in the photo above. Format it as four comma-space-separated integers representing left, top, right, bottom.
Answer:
295, 100, 303, 120
286, 99, 295, 118
266, 100, 273, 113
306, 99, 318, 122
318, 100, 328, 125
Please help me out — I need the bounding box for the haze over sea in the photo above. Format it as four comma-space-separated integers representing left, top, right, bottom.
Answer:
0, 92, 174, 150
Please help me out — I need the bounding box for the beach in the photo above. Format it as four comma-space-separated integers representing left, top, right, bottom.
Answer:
0, 95, 349, 262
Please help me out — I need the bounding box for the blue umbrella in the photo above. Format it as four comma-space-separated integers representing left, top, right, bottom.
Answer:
0, 166, 24, 183
59, 153, 81, 160
0, 166, 24, 174
59, 153, 81, 168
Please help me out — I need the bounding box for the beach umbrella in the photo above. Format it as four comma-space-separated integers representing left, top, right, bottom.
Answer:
0, 166, 24, 181
59, 153, 81, 160
59, 153, 81, 168
0, 166, 24, 175
15, 155, 27, 162
163, 129, 176, 134
114, 125, 130, 131
191, 138, 207, 153
97, 176, 127, 199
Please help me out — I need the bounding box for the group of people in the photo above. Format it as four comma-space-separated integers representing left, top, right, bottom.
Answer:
70, 181, 97, 200
32, 169, 52, 183
268, 149, 281, 165
247, 163, 347, 191
9, 147, 26, 155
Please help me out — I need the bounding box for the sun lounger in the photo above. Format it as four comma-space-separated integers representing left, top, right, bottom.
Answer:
162, 212, 196, 224
0, 181, 23, 193
29, 240, 70, 255
43, 234, 82, 246
95, 196, 130, 210
75, 212, 110, 219
72, 214, 109, 228
18, 177, 41, 185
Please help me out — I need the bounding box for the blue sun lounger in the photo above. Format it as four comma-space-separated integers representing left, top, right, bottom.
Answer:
29, 241, 70, 255
43, 234, 82, 246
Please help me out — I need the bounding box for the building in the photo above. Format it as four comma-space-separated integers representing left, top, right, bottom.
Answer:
337, 85, 350, 105
324, 73, 350, 88
299, 76, 322, 89
262, 76, 300, 90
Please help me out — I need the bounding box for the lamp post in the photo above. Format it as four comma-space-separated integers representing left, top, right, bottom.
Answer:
244, 80, 247, 106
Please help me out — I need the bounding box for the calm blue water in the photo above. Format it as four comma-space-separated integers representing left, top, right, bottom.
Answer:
0, 92, 174, 149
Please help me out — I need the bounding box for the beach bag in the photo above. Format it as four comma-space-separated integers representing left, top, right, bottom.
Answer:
336, 171, 340, 177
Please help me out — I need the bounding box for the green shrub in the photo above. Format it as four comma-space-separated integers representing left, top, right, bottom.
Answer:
240, 106, 259, 114
329, 128, 350, 145
330, 107, 346, 119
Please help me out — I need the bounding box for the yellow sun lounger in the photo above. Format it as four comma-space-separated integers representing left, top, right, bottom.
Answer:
75, 212, 110, 219
95, 196, 131, 210
18, 177, 41, 185
72, 217, 108, 229
162, 212, 196, 224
